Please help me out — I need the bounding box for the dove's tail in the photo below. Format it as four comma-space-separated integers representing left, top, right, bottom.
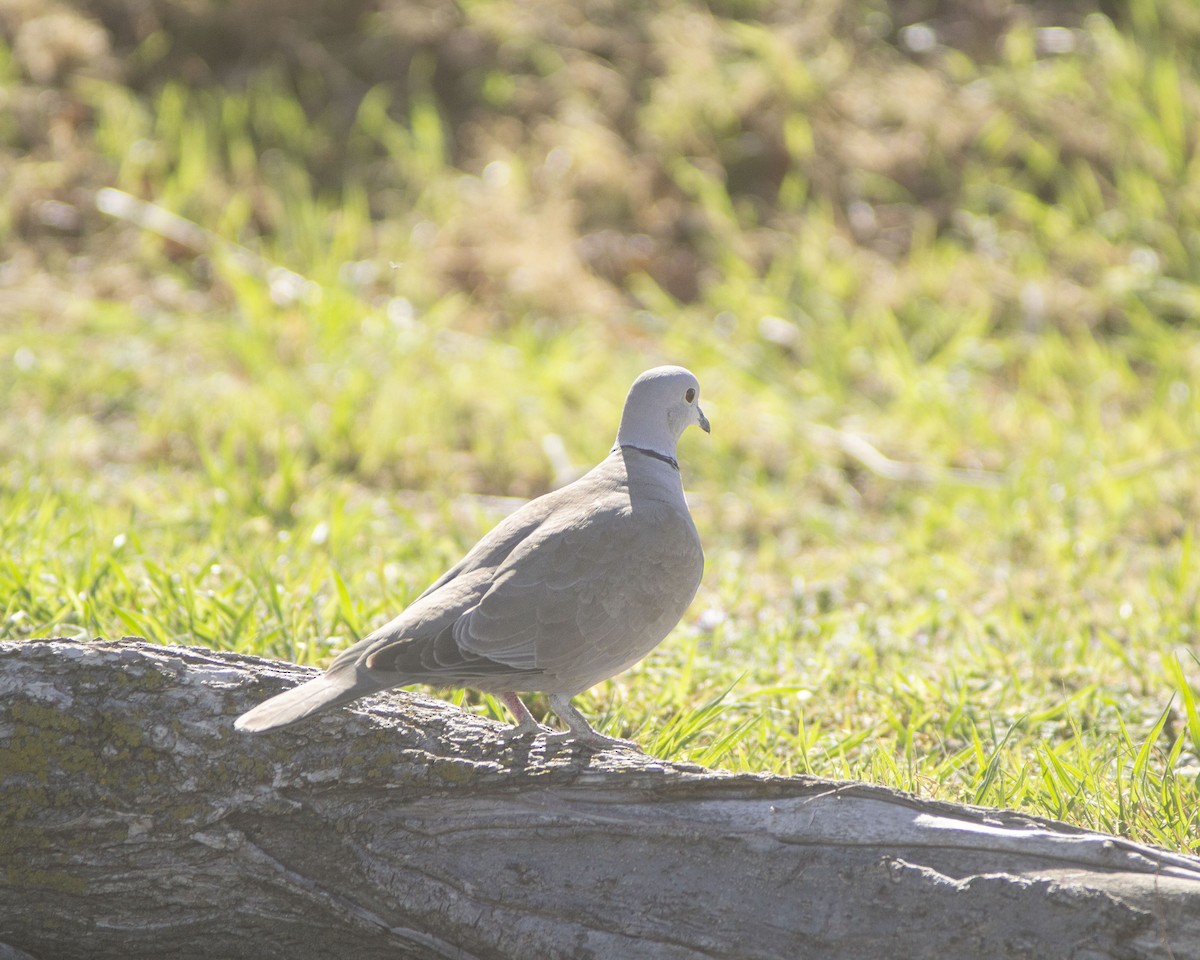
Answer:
234, 668, 385, 732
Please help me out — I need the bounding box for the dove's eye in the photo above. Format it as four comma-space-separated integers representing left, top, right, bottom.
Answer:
685, 388, 696, 403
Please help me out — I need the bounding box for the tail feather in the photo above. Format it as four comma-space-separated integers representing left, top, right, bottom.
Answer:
234, 669, 383, 732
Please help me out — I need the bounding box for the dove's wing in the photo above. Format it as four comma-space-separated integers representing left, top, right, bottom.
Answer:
336, 452, 702, 694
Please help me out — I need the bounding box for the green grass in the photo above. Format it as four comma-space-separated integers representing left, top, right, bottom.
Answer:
4, 0, 1200, 852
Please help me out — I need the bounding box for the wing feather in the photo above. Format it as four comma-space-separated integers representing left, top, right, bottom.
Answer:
455, 499, 703, 690
324, 451, 702, 695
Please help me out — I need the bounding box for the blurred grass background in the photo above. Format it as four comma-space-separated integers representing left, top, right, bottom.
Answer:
4, 0, 1200, 850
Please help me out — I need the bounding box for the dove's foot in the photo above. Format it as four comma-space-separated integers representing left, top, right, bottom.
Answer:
499, 723, 556, 742
544, 729, 644, 753
546, 694, 643, 753
497, 692, 555, 739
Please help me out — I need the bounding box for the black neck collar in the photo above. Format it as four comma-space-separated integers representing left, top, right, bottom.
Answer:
619, 444, 679, 471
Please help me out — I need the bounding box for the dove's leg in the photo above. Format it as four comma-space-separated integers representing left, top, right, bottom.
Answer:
546, 694, 643, 752
497, 691, 554, 739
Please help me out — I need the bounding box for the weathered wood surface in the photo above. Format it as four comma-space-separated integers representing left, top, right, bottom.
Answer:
2, 637, 1199, 960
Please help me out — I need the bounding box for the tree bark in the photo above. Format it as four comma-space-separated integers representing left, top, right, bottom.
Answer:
2, 638, 1199, 960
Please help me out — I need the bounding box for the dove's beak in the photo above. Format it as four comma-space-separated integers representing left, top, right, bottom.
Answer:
698, 407, 711, 434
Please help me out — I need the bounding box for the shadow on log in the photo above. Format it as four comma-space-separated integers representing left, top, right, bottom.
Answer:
2, 637, 1200, 959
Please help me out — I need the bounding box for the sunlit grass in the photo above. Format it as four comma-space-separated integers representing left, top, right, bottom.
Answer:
4, 0, 1200, 853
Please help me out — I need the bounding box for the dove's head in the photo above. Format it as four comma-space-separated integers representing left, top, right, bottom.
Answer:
616, 365, 710, 456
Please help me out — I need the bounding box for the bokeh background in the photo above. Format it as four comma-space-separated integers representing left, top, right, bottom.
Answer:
4, 0, 1200, 849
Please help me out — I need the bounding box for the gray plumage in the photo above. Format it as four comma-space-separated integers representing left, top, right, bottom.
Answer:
235, 365, 709, 750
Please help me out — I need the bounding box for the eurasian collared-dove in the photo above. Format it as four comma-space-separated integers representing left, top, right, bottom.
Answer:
235, 365, 709, 750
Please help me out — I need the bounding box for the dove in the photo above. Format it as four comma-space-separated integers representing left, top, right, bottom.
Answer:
235, 365, 709, 751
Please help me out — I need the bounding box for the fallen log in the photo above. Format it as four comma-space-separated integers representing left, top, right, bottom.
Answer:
2, 637, 1198, 959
